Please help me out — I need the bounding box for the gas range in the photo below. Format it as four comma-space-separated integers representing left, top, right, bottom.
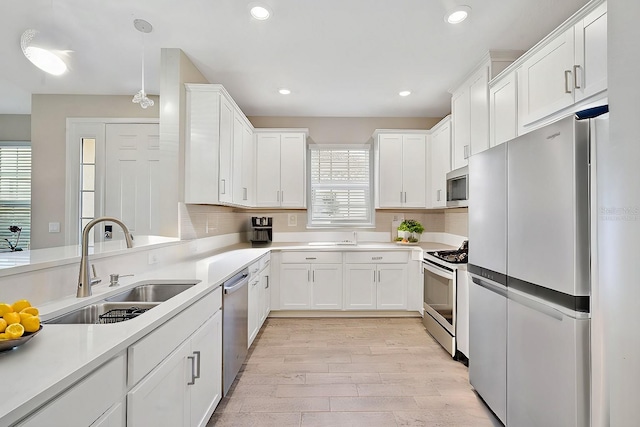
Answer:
425, 240, 469, 265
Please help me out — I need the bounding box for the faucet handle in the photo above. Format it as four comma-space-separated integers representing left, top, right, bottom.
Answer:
90, 264, 101, 286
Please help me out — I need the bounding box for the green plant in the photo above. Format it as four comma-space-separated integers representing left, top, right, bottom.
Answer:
398, 219, 424, 234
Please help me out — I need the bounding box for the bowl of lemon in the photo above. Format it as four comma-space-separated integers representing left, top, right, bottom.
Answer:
0, 299, 42, 352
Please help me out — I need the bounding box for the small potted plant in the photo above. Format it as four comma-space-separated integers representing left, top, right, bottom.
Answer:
396, 219, 424, 243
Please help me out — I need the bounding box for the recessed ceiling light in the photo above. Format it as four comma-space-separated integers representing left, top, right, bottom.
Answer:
445, 5, 471, 24
20, 29, 67, 76
250, 4, 272, 20
278, 88, 291, 95
399, 91, 411, 97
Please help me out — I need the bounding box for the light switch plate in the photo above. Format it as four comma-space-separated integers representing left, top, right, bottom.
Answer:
288, 214, 297, 227
48, 222, 60, 233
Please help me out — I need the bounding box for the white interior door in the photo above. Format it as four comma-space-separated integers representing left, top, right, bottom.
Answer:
105, 123, 160, 240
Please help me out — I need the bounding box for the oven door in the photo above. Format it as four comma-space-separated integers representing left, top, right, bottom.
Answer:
423, 260, 455, 336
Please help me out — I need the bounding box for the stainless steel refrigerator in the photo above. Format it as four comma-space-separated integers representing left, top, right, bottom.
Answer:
469, 111, 607, 426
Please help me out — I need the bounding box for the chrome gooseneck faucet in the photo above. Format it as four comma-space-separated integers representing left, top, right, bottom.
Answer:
77, 217, 133, 298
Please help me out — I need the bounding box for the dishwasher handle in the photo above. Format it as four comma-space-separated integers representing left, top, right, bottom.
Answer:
224, 273, 249, 295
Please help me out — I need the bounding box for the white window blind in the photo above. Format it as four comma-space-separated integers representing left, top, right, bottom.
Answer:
0, 143, 31, 249
309, 145, 373, 226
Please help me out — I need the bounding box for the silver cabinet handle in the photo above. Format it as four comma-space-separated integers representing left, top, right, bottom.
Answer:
378, 270, 381, 282
400, 191, 403, 204
564, 70, 572, 93
573, 65, 581, 89
464, 145, 470, 159
373, 270, 376, 283
437, 189, 442, 202
404, 192, 407, 203
276, 190, 280, 202
221, 179, 226, 195
305, 257, 317, 260
187, 353, 197, 385
312, 270, 315, 282
281, 190, 284, 203
243, 187, 248, 200
265, 275, 269, 289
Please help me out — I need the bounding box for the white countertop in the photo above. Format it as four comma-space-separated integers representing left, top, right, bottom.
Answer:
0, 241, 455, 424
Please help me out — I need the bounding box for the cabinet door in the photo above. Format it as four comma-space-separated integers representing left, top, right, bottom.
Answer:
345, 264, 376, 310
261, 265, 271, 324
232, 112, 245, 205
376, 264, 407, 309
190, 312, 223, 427
378, 134, 404, 207
518, 27, 575, 128
469, 66, 490, 155
242, 123, 255, 205
401, 135, 426, 207
90, 402, 125, 427
311, 263, 343, 309
248, 275, 261, 346
280, 263, 311, 309
127, 340, 190, 427
451, 89, 470, 169
490, 72, 518, 147
255, 134, 281, 207
185, 89, 220, 204
280, 133, 306, 208
574, 3, 607, 102
430, 121, 450, 208
218, 95, 234, 203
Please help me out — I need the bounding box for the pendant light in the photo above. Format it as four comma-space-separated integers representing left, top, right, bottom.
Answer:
132, 19, 154, 109
21, 29, 68, 76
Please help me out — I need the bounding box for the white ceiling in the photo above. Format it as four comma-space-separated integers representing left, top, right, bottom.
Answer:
0, 0, 589, 117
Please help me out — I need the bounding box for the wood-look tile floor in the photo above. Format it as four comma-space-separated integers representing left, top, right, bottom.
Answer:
207, 318, 501, 427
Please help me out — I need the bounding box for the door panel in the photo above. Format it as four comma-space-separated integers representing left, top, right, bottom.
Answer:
280, 134, 306, 207
378, 135, 403, 207
345, 264, 376, 309
311, 264, 343, 309
255, 134, 281, 207
377, 264, 407, 309
402, 135, 426, 207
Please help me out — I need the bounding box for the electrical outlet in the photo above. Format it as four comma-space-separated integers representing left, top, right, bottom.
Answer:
48, 222, 60, 233
148, 252, 159, 265
288, 214, 297, 227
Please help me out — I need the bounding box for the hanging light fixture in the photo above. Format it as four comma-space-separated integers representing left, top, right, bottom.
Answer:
132, 19, 154, 109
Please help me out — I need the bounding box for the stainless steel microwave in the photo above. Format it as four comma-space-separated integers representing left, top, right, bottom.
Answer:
446, 166, 468, 207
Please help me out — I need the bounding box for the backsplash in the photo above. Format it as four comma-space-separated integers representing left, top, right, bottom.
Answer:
180, 203, 468, 240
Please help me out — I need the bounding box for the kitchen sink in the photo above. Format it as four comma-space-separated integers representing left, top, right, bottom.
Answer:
46, 302, 159, 324
106, 283, 196, 303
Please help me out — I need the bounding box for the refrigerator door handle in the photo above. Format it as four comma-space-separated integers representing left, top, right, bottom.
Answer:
470, 275, 507, 297
509, 291, 564, 321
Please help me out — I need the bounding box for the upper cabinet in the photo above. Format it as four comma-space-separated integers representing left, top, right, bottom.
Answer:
185, 84, 252, 206
516, 1, 607, 132
450, 51, 522, 169
489, 71, 518, 147
428, 116, 451, 209
375, 131, 427, 208
255, 130, 307, 208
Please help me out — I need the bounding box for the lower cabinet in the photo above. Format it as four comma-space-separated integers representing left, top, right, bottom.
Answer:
280, 262, 343, 309
127, 310, 222, 427
90, 401, 125, 427
345, 263, 408, 310
249, 254, 272, 347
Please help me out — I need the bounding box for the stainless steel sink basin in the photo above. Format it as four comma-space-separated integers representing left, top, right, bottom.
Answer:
106, 283, 196, 303
46, 302, 159, 324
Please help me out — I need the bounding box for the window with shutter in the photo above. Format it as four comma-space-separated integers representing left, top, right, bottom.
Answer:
0, 142, 31, 250
309, 145, 374, 227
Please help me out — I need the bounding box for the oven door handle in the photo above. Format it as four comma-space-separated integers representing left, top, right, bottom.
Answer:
423, 261, 454, 280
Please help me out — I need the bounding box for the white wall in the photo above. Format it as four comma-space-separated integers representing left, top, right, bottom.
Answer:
0, 114, 30, 140
602, 1, 640, 425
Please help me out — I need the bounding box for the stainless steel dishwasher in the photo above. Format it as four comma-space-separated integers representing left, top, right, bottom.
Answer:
222, 268, 249, 396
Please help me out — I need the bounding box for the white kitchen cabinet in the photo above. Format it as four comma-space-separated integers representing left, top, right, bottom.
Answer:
260, 257, 271, 325
279, 252, 343, 310
428, 116, 451, 208
450, 52, 521, 164
249, 254, 271, 347
218, 95, 234, 204
90, 402, 125, 427
344, 251, 409, 310
17, 355, 126, 427
517, 1, 607, 130
255, 131, 307, 208
280, 263, 312, 309
232, 112, 255, 206
489, 71, 518, 147
127, 311, 222, 427
311, 263, 343, 309
248, 273, 260, 345
376, 132, 427, 208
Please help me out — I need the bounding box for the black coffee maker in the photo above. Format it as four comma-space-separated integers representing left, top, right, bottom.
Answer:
250, 217, 272, 247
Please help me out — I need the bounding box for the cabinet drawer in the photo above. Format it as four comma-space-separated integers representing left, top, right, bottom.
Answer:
345, 251, 409, 264
18, 354, 126, 427
128, 287, 222, 386
281, 251, 342, 264
261, 253, 271, 270
248, 259, 261, 278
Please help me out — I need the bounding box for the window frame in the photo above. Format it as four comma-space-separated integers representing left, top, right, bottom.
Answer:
307, 143, 375, 228
0, 141, 31, 249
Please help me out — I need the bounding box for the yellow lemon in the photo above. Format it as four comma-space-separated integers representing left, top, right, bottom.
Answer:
0, 318, 6, 333
3, 312, 20, 325
20, 307, 39, 316
0, 303, 13, 315
22, 316, 40, 333
5, 323, 24, 339
0, 333, 8, 340
19, 312, 33, 323
12, 299, 31, 313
